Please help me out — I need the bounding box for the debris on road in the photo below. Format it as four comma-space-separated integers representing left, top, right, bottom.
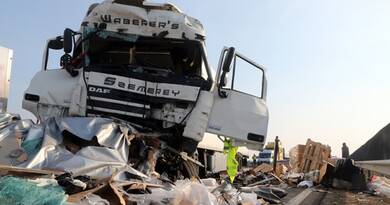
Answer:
288, 144, 305, 173
0, 114, 286, 204
368, 175, 390, 198
0, 113, 388, 204
298, 139, 332, 184
297, 180, 313, 188
251, 163, 273, 175
1, 118, 390, 205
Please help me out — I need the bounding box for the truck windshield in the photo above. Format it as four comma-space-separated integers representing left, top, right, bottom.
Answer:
85, 32, 207, 80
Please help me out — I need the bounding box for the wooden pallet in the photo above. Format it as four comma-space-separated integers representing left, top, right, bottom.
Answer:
299, 139, 331, 182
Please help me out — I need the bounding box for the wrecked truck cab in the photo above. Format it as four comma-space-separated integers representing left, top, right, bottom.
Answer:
22, 0, 268, 157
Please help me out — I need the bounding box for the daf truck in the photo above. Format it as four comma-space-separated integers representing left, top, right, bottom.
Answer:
22, 0, 269, 177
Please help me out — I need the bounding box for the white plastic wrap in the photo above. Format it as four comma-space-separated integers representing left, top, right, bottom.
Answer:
172, 180, 218, 205
369, 176, 390, 198
17, 117, 137, 179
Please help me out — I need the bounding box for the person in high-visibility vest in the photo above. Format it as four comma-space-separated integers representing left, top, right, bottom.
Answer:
224, 139, 238, 183
252, 154, 257, 167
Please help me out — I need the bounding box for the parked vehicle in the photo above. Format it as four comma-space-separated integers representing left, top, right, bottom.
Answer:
258, 141, 284, 164
0, 46, 13, 112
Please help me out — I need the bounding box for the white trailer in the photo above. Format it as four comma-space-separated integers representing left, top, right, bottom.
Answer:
0, 47, 13, 112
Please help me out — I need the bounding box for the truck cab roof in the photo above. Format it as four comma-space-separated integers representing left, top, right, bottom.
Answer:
82, 0, 205, 42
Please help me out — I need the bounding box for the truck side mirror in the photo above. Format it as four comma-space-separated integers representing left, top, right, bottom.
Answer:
63, 28, 73, 54
222, 47, 235, 72
218, 47, 235, 98
48, 37, 63, 50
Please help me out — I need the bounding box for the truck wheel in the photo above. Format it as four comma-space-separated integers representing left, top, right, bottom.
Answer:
182, 160, 199, 178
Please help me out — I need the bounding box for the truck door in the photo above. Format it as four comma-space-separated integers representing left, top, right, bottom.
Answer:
207, 47, 269, 150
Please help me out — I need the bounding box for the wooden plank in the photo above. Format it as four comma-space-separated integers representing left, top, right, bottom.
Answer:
269, 172, 285, 184
310, 146, 321, 170
251, 163, 273, 175
0, 165, 64, 177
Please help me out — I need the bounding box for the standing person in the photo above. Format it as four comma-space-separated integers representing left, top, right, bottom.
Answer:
342, 142, 349, 158
273, 136, 279, 172
252, 154, 257, 167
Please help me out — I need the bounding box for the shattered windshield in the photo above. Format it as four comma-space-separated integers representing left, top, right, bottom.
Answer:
85, 31, 206, 79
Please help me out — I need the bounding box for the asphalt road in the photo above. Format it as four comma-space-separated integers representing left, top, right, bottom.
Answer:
282, 187, 390, 205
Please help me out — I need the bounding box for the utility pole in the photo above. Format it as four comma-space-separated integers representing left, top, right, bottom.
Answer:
273, 136, 279, 172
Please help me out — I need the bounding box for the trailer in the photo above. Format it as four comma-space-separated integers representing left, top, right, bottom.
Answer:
0, 46, 13, 113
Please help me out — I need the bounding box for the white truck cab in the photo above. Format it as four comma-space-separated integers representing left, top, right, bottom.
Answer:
22, 0, 269, 154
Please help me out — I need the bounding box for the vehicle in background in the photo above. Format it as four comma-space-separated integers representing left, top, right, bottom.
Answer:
258, 149, 274, 164
258, 141, 284, 164
0, 46, 13, 113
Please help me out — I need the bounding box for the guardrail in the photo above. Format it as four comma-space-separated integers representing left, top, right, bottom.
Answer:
354, 160, 390, 175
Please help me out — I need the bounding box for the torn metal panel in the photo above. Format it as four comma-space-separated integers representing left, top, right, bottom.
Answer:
183, 91, 214, 142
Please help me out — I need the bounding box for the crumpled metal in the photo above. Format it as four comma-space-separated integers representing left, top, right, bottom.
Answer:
0, 114, 142, 179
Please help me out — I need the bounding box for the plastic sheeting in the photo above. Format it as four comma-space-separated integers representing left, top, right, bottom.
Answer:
22, 117, 141, 179
369, 176, 390, 198
0, 113, 272, 205
0, 113, 146, 179
172, 180, 218, 205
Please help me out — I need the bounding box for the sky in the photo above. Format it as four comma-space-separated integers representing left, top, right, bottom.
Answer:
1, 0, 390, 157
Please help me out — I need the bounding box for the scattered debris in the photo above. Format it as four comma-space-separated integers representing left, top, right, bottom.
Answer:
0, 114, 289, 204
298, 139, 332, 184
368, 176, 390, 198
2, 114, 385, 204
297, 180, 314, 188
289, 144, 305, 173
285, 172, 304, 185
251, 163, 273, 175
322, 158, 367, 191
275, 163, 288, 178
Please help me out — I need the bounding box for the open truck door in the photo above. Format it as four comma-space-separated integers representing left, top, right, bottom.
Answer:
207, 47, 269, 150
